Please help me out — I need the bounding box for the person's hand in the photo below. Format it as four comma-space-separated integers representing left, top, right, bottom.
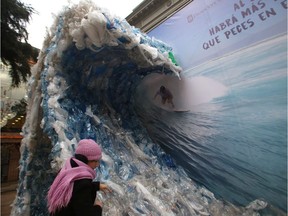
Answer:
94, 200, 103, 208
99, 183, 112, 194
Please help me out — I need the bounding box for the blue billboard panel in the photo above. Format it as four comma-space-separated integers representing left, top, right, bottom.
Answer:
147, 0, 287, 212
149, 0, 287, 70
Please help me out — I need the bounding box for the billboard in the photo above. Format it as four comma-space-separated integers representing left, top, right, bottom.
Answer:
147, 0, 287, 212
148, 0, 287, 70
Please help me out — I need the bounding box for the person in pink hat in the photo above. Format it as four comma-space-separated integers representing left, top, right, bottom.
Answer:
47, 139, 111, 216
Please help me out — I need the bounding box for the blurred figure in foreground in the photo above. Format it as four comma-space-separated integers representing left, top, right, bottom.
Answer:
48, 139, 111, 216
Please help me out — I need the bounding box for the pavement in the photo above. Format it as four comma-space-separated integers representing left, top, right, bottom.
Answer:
1, 181, 18, 216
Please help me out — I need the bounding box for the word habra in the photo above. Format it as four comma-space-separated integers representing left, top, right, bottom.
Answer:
209, 15, 238, 36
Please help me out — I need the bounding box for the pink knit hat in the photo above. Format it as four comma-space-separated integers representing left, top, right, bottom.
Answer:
75, 139, 102, 161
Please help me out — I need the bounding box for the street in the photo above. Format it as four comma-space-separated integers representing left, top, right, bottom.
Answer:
1, 182, 17, 216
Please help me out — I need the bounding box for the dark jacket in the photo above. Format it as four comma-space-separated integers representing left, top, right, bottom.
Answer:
51, 159, 102, 216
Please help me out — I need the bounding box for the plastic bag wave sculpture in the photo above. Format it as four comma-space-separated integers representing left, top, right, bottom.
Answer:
11, 1, 267, 215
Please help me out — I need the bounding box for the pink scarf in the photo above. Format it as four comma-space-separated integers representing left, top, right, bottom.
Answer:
47, 158, 96, 213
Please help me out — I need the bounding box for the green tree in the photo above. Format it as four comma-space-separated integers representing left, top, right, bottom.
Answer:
1, 0, 39, 87
11, 98, 27, 115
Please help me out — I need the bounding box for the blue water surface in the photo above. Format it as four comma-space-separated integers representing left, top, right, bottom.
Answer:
135, 34, 287, 212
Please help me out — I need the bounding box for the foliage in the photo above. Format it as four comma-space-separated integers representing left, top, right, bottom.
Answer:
1, 0, 39, 87
11, 98, 27, 116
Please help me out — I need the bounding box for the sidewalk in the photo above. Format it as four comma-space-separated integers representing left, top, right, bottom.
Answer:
1, 181, 18, 216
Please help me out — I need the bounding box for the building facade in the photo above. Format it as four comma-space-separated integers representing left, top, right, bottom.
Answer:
126, 0, 192, 32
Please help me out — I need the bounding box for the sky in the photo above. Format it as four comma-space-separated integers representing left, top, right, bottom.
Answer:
22, 0, 143, 49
